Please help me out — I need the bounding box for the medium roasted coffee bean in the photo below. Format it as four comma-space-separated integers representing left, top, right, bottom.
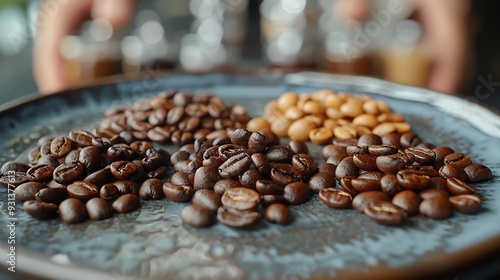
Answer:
194, 166, 219, 190
166, 105, 185, 125
346, 145, 368, 156
239, 169, 261, 189
430, 177, 449, 192
357, 133, 382, 147
261, 195, 288, 207
53, 161, 85, 184
203, 156, 225, 169
191, 189, 222, 212
110, 161, 137, 179
292, 153, 318, 176
59, 198, 87, 224
400, 132, 421, 148
351, 178, 381, 193
91, 137, 112, 152
64, 149, 81, 164
319, 188, 352, 208
14, 182, 47, 201
147, 126, 171, 143
78, 146, 103, 172
170, 172, 192, 186
203, 145, 219, 160
270, 163, 301, 186
392, 190, 421, 216
396, 169, 430, 191
376, 154, 405, 174
26, 164, 55, 182
352, 191, 390, 213
67, 181, 99, 202
47, 179, 66, 189
339, 177, 358, 197
38, 155, 60, 167
163, 183, 194, 202
288, 140, 309, 154
265, 203, 292, 225
438, 164, 467, 181
446, 178, 476, 195
247, 132, 267, 154
28, 147, 42, 165
410, 165, 439, 177
432, 146, 455, 168
178, 116, 200, 132
309, 172, 336, 193
218, 152, 251, 179
364, 201, 407, 225
84, 168, 113, 187
353, 152, 378, 171
222, 187, 260, 211
50, 137, 75, 158
335, 157, 359, 180
213, 136, 231, 147
100, 183, 121, 200
69, 130, 94, 146
405, 147, 436, 165
265, 146, 294, 163
322, 145, 347, 159
86, 197, 113, 220
230, 128, 252, 147
139, 178, 165, 200
318, 163, 336, 175
251, 153, 270, 176
1, 161, 30, 175
107, 144, 133, 162
380, 174, 402, 197
170, 150, 190, 165
113, 180, 140, 195
217, 206, 261, 229
443, 153, 472, 168
146, 166, 168, 179
449, 194, 482, 214
419, 188, 450, 200
326, 155, 346, 166
40, 143, 52, 157
130, 141, 153, 157
181, 204, 217, 228
368, 144, 398, 156
174, 160, 191, 173
112, 194, 140, 213
358, 171, 385, 181
283, 181, 309, 205
214, 179, 242, 196
255, 179, 283, 195
35, 187, 68, 204
24, 200, 58, 220
419, 197, 452, 219
463, 164, 493, 183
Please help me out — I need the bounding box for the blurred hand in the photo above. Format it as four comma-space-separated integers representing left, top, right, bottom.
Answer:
34, 0, 135, 94
338, 0, 472, 94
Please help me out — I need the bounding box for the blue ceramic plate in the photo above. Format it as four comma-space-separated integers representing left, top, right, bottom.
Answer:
0, 72, 499, 280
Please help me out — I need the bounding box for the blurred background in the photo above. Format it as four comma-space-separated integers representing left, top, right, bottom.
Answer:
0, 0, 499, 110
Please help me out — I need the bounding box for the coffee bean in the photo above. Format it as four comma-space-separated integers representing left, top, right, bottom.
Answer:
170, 172, 192, 186
432, 146, 455, 168
346, 145, 368, 156
217, 206, 260, 229
265, 146, 294, 163
69, 130, 94, 147
309, 172, 336, 193
28, 147, 42, 165
339, 177, 358, 197
419, 197, 452, 219
405, 147, 436, 165
191, 189, 221, 212
231, 128, 252, 147
67, 181, 99, 202
326, 155, 345, 166
59, 198, 87, 224
47, 179, 66, 189
319, 188, 352, 208
110, 161, 137, 180
0, 172, 29, 188
251, 153, 270, 176
100, 183, 121, 200
322, 145, 347, 159
194, 166, 219, 190
79, 146, 103, 172
410, 165, 439, 177
218, 152, 251, 179
358, 171, 384, 181
380, 174, 402, 197
396, 169, 430, 191
222, 187, 260, 211
141, 149, 161, 171
139, 178, 165, 200
113, 180, 140, 195
259, 128, 280, 146
1, 161, 30, 175
112, 194, 140, 213
239, 169, 261, 189
255, 179, 283, 195
38, 155, 60, 167
23, 200, 59, 220
364, 201, 407, 225
283, 181, 309, 205
107, 144, 133, 162
430, 177, 449, 193
214, 179, 242, 196
419, 188, 450, 200
449, 194, 482, 214
358, 134, 382, 147
182, 204, 217, 228
171, 130, 194, 146
84, 168, 113, 187
443, 153, 472, 168
270, 163, 301, 186
91, 137, 112, 152
65, 149, 81, 164
400, 132, 421, 148
50, 137, 75, 158
368, 144, 398, 156
163, 183, 194, 202
335, 157, 359, 180
288, 140, 309, 154
463, 164, 493, 183
318, 163, 336, 175
438, 164, 467, 181
392, 190, 421, 216
351, 178, 381, 193
174, 160, 191, 173
381, 132, 401, 147
353, 152, 378, 171
376, 154, 405, 174
35, 187, 68, 204
292, 153, 318, 176
352, 191, 390, 213
86, 197, 113, 220
261, 195, 288, 207
26, 164, 55, 182
264, 203, 292, 225
446, 178, 476, 195
14, 182, 47, 201
170, 150, 190, 165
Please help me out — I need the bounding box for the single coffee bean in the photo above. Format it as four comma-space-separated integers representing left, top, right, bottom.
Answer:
222, 187, 260, 211
47, 179, 66, 189
84, 168, 114, 187
214, 179, 242, 196
405, 147, 436, 165
318, 163, 336, 175
265, 203, 293, 225
396, 169, 430, 191
432, 146, 455, 168
255, 179, 283, 195
351, 178, 381, 193
352, 191, 390, 213
346, 145, 368, 156
191, 189, 222, 212
438, 164, 467, 181
86, 197, 113, 220
270, 163, 302, 186
78, 146, 103, 172
106, 144, 133, 162
430, 177, 449, 193
376, 154, 405, 174
400, 132, 421, 148
14, 182, 47, 201
69, 130, 94, 146
64, 149, 81, 164
24, 200, 59, 220
67, 181, 99, 202
319, 188, 352, 208
339, 177, 358, 197
163, 183, 195, 202
443, 153, 472, 168
100, 183, 121, 200
170, 150, 190, 165
380, 174, 402, 197
53, 161, 85, 184
28, 147, 42, 165
392, 190, 421, 216
449, 194, 482, 214
92, 137, 112, 152
181, 204, 217, 228
288, 140, 309, 154
326, 154, 346, 166
309, 127, 334, 144
381, 132, 402, 147
261, 195, 288, 207
335, 157, 359, 180
112, 194, 140, 213
218, 152, 251, 179
218, 144, 247, 159
309, 172, 336, 193
364, 201, 407, 225
26, 164, 55, 182
410, 165, 439, 177
358, 134, 382, 147
194, 166, 219, 190
368, 144, 398, 156
353, 152, 378, 171
239, 169, 261, 189
59, 198, 87, 224
217, 206, 261, 229
322, 145, 347, 159
110, 161, 137, 180
260, 128, 280, 147
265, 146, 294, 163
40, 143, 52, 157
139, 178, 165, 200
35, 187, 68, 204
283, 181, 309, 205
0, 172, 29, 188
37, 155, 60, 167
50, 136, 74, 158
130, 141, 154, 157
419, 197, 452, 219
174, 160, 191, 173
1, 161, 30, 175
358, 171, 384, 181
113, 180, 140, 195
231, 128, 252, 147
463, 164, 493, 183
446, 178, 476, 195
170, 172, 192, 186
419, 188, 450, 200
292, 153, 318, 176
251, 153, 271, 176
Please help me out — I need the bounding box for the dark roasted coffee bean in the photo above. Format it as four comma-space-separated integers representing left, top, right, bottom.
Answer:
432, 146, 454, 168
100, 183, 121, 200
59, 198, 87, 224
322, 145, 347, 159
239, 169, 261, 189
351, 178, 381, 193
368, 144, 398, 156
319, 188, 352, 208
376, 154, 405, 174
130, 141, 153, 157
173, 92, 193, 106
163, 182, 194, 202
222, 187, 260, 211
364, 201, 407, 225
410, 165, 439, 177
339, 177, 358, 197
69, 130, 94, 147
333, 137, 358, 147
288, 140, 309, 154
192, 189, 222, 212
182, 204, 216, 228
112, 194, 140, 213
139, 178, 165, 200
78, 146, 103, 172
446, 178, 476, 195
113, 180, 140, 195
261, 194, 288, 207
309, 172, 336, 193
419, 197, 452, 219
417, 142, 436, 149
270, 163, 301, 186
84, 168, 113, 187
405, 147, 436, 165
1, 161, 30, 175
0, 172, 29, 188
110, 161, 137, 179
174, 160, 191, 173
64, 149, 81, 164
346, 145, 368, 156
292, 153, 318, 176
251, 153, 270, 176
255, 179, 283, 195
53, 162, 85, 184
50, 136, 74, 158
260, 128, 280, 147
24, 200, 58, 220
449, 194, 482, 214
91, 137, 112, 152
146, 166, 168, 179
392, 190, 421, 216
400, 132, 421, 148
381, 132, 402, 147
380, 174, 402, 197
396, 169, 430, 191
358, 133, 382, 147
326, 154, 345, 166
283, 181, 309, 205
438, 164, 467, 181
118, 131, 136, 144
171, 130, 193, 146
67, 181, 99, 202
35, 187, 68, 204
194, 166, 219, 190
318, 163, 336, 175
247, 132, 267, 154
352, 152, 378, 171
38, 155, 60, 167
443, 153, 472, 168
166, 105, 185, 125
203, 145, 220, 160
14, 182, 47, 201
265, 203, 292, 225
463, 164, 493, 183
358, 171, 384, 181
212, 136, 231, 147
178, 116, 200, 132
28, 146, 42, 165
352, 191, 390, 213
217, 206, 261, 229
230, 128, 252, 147
218, 144, 246, 159
26, 164, 54, 182
219, 153, 251, 179
47, 179, 66, 189
206, 129, 228, 140
140, 149, 161, 171
430, 177, 449, 192
40, 142, 52, 157
266, 146, 294, 163
214, 179, 242, 196
419, 188, 450, 200
170, 150, 191, 165
170, 172, 192, 186
335, 157, 359, 180
107, 144, 133, 162
86, 197, 113, 220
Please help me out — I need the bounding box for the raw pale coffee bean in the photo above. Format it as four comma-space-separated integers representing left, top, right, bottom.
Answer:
309, 172, 336, 193
446, 178, 476, 195
181, 204, 217, 228
112, 194, 140, 213
264, 203, 293, 225
364, 201, 407, 225
86, 197, 113, 220
67, 181, 99, 202
222, 187, 260, 211
283, 182, 309, 205
192, 189, 222, 212
217, 206, 261, 229
352, 191, 390, 213
396, 169, 430, 191
59, 198, 87, 224
419, 197, 452, 219
35, 187, 68, 204
392, 190, 421, 216
463, 164, 493, 183
449, 194, 482, 214
14, 182, 47, 201
319, 188, 352, 208
24, 200, 58, 220
163, 183, 195, 202
139, 178, 165, 200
